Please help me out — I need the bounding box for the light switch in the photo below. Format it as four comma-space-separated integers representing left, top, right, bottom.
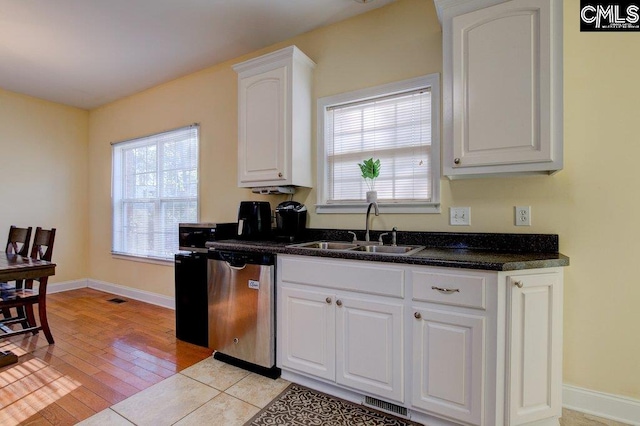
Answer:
450, 207, 470, 226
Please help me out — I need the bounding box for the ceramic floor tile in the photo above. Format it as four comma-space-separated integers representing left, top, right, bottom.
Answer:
76, 408, 134, 426
111, 374, 219, 425
180, 357, 250, 391
174, 392, 260, 426
225, 373, 290, 408
560, 408, 632, 426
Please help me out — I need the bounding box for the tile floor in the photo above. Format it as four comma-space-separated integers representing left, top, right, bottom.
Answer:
77, 356, 632, 426
77, 357, 289, 426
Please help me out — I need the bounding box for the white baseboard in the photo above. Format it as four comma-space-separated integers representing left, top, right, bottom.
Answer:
47, 279, 89, 293
46, 278, 174, 310
87, 279, 174, 310
563, 384, 640, 425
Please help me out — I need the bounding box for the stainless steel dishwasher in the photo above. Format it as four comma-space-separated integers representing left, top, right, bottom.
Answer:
207, 250, 275, 370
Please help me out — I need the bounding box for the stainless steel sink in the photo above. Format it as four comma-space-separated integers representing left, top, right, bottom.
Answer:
287, 241, 424, 256
289, 241, 358, 250
353, 244, 425, 256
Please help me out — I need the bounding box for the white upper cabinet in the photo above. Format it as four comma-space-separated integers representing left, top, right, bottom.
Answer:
233, 46, 315, 187
435, 0, 562, 178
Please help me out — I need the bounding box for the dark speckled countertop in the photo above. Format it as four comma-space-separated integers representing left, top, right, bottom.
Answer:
206, 229, 569, 271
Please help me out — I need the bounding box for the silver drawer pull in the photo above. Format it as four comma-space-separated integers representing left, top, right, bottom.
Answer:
431, 286, 460, 294
514, 280, 523, 288
326, 297, 332, 304
414, 312, 422, 319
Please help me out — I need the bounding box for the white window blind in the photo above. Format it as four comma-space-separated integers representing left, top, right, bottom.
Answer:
112, 124, 199, 260
322, 81, 436, 207
317, 74, 440, 214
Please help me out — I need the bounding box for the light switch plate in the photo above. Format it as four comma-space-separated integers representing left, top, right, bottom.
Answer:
450, 207, 470, 226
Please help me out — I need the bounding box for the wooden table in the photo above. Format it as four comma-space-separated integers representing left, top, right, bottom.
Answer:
0, 253, 56, 282
0, 253, 56, 349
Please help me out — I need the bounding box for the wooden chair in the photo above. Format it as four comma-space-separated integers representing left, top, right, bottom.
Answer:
2, 226, 32, 319
5, 226, 32, 256
0, 227, 56, 344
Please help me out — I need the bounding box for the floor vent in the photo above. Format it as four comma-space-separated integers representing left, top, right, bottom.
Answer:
107, 298, 127, 304
364, 396, 408, 418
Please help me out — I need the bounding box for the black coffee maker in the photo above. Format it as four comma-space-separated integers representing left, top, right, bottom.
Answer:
237, 201, 272, 240
275, 201, 307, 241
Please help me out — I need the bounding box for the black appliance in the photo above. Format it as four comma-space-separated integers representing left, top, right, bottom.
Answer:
179, 223, 236, 252
175, 223, 236, 347
275, 201, 307, 241
237, 201, 271, 240
175, 251, 208, 347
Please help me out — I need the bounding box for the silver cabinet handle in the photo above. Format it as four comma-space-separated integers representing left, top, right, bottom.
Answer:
278, 172, 283, 178
414, 312, 422, 319
336, 299, 343, 307
454, 158, 461, 165
326, 297, 332, 304
514, 280, 523, 288
431, 286, 460, 294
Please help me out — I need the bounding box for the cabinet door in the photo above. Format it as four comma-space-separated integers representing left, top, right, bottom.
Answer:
412, 307, 484, 425
508, 273, 562, 425
445, 0, 561, 175
238, 66, 287, 185
335, 296, 404, 403
278, 285, 335, 381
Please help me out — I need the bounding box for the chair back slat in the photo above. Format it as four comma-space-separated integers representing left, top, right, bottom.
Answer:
5, 226, 32, 256
30, 228, 56, 261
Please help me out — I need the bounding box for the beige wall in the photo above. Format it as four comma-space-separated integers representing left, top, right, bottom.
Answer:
86, 0, 639, 400
0, 89, 89, 283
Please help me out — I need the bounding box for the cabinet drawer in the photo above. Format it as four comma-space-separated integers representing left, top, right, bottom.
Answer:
280, 256, 404, 298
411, 271, 485, 309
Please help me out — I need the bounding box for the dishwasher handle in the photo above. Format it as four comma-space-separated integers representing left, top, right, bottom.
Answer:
209, 249, 275, 267
226, 262, 247, 270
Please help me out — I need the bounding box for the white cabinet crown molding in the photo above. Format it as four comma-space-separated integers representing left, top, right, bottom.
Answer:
232, 45, 316, 75
433, 0, 510, 23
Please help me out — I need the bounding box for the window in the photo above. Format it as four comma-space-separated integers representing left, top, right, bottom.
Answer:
317, 75, 440, 213
112, 124, 199, 260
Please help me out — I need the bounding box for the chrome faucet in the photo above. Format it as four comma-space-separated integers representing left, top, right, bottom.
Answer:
365, 202, 379, 242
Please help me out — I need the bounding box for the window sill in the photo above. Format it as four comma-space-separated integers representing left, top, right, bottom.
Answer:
111, 253, 174, 266
315, 202, 441, 214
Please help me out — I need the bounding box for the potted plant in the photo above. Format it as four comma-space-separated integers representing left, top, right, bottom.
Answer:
358, 158, 381, 203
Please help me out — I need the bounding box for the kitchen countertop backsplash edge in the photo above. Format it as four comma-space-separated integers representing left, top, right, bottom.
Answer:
205, 229, 569, 271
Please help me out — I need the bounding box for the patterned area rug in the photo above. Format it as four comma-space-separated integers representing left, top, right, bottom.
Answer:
246, 383, 422, 426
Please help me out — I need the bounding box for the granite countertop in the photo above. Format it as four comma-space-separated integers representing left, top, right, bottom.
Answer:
206, 230, 569, 271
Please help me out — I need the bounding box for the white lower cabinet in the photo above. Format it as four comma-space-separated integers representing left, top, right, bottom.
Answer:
411, 308, 485, 425
277, 255, 564, 426
278, 256, 405, 403
336, 296, 404, 402
279, 286, 335, 381
507, 272, 562, 425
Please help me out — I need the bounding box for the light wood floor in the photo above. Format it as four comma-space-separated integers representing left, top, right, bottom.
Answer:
0, 288, 211, 425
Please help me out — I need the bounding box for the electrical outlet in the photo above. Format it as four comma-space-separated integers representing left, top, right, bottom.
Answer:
515, 206, 531, 226
450, 207, 470, 226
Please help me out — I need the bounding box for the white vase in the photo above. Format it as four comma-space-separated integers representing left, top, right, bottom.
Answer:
366, 191, 377, 203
